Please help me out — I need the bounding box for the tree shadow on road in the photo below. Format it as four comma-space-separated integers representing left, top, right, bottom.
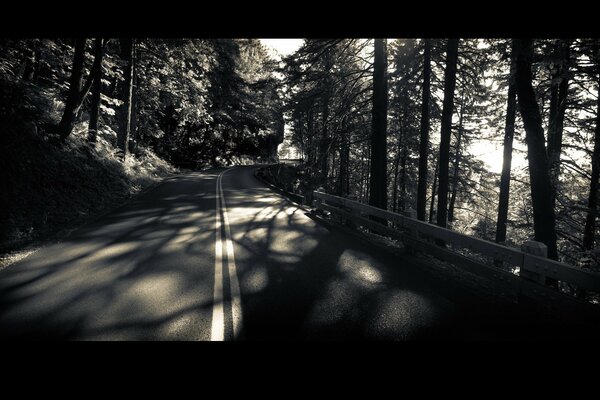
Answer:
0, 171, 224, 340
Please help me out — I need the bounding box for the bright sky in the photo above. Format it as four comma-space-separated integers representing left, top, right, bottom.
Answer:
259, 39, 304, 60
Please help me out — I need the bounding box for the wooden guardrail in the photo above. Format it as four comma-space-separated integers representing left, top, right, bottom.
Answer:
254, 166, 305, 205
312, 191, 600, 316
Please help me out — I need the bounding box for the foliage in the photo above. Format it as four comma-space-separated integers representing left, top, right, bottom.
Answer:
0, 37, 284, 248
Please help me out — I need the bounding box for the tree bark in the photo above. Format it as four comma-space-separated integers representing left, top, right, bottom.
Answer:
369, 38, 388, 211
546, 39, 572, 210
22, 39, 37, 81
58, 39, 87, 139
130, 42, 139, 151
583, 73, 600, 251
88, 38, 104, 143
307, 107, 315, 168
337, 130, 350, 196
117, 38, 135, 156
317, 49, 333, 185
399, 146, 407, 212
392, 137, 402, 213
495, 41, 518, 244
417, 39, 432, 221
514, 38, 559, 262
448, 97, 464, 226
429, 157, 439, 224
436, 38, 459, 229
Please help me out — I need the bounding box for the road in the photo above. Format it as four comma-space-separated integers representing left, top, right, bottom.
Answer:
0, 166, 593, 340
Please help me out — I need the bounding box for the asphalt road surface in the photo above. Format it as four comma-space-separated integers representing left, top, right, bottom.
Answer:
0, 166, 596, 340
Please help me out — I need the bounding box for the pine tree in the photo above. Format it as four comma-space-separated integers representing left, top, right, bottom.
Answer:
436, 39, 459, 229
514, 38, 559, 262
369, 39, 388, 211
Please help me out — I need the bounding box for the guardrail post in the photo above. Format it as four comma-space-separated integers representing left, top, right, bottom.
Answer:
405, 208, 417, 220
521, 240, 547, 285
345, 195, 358, 229
313, 188, 325, 215
404, 208, 418, 255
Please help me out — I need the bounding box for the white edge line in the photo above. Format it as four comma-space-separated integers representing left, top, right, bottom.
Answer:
210, 171, 225, 341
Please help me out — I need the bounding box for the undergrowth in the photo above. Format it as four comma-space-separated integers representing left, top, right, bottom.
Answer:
0, 75, 177, 252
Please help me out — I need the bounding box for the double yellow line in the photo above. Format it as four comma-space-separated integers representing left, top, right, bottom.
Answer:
211, 168, 243, 341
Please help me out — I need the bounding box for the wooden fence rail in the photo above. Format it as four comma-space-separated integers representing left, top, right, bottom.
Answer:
312, 190, 600, 316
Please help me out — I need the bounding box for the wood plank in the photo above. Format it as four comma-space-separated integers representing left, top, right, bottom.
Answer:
313, 190, 600, 292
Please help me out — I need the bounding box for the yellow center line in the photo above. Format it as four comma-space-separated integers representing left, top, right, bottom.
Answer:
210, 168, 243, 341
219, 167, 243, 340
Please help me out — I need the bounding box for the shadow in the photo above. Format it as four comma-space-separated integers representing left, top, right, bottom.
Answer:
1, 165, 596, 341
220, 167, 600, 340
0, 169, 226, 340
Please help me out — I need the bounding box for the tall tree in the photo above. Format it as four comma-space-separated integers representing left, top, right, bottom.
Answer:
117, 38, 134, 156
337, 123, 350, 196
436, 38, 459, 229
495, 41, 518, 244
317, 49, 333, 185
369, 39, 388, 211
416, 39, 431, 221
130, 42, 139, 150
447, 95, 464, 226
514, 38, 559, 261
546, 39, 572, 209
583, 72, 600, 250
57, 39, 87, 139
429, 157, 439, 224
88, 38, 104, 143
22, 39, 38, 81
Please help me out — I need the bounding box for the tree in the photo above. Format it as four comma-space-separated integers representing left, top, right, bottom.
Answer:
88, 38, 104, 143
436, 38, 459, 229
117, 38, 134, 156
369, 39, 388, 211
416, 39, 431, 221
495, 41, 518, 244
447, 94, 465, 226
546, 39, 573, 210
57, 39, 87, 139
514, 38, 559, 261
583, 64, 600, 250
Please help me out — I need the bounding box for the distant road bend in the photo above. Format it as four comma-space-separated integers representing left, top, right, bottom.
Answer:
0, 166, 596, 340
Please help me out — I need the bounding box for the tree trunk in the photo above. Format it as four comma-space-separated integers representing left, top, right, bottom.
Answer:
365, 141, 371, 203
436, 38, 459, 229
337, 130, 350, 196
317, 97, 330, 183
307, 107, 315, 168
514, 38, 559, 263
58, 39, 87, 139
583, 73, 600, 251
317, 50, 333, 185
546, 39, 572, 210
429, 158, 439, 224
495, 41, 518, 244
399, 146, 407, 212
117, 38, 135, 156
392, 140, 401, 213
130, 42, 139, 150
88, 38, 104, 143
22, 40, 37, 81
448, 97, 464, 226
417, 39, 432, 221
369, 38, 388, 211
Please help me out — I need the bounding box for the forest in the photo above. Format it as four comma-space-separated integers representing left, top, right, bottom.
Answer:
0, 38, 284, 251
1, 37, 600, 277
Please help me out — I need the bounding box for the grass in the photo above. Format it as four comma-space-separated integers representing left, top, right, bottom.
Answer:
0, 119, 177, 258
